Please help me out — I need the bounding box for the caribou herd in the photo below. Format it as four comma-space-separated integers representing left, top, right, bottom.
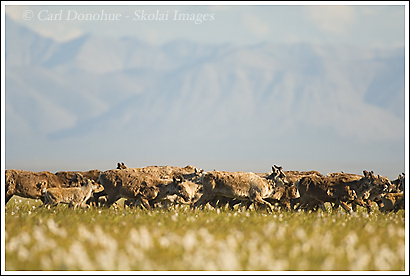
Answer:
5, 163, 405, 213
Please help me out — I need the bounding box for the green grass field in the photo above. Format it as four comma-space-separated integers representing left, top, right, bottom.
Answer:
4, 196, 406, 271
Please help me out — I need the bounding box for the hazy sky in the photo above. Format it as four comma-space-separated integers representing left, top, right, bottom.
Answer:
1, 2, 408, 178
3, 3, 406, 48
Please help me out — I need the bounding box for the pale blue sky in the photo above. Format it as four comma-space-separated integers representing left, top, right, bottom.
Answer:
4, 3, 406, 48
1, 2, 408, 178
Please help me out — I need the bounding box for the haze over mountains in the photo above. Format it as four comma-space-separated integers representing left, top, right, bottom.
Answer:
4, 15, 405, 178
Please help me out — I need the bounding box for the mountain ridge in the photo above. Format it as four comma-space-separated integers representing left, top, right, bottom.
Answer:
4, 15, 405, 178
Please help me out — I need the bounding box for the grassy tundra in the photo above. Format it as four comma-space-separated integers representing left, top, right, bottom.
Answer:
5, 196, 405, 271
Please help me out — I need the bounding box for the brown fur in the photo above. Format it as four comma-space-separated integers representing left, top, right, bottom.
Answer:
5, 169, 64, 204
294, 172, 368, 212
116, 162, 128, 169
393, 193, 404, 212
353, 173, 391, 212
54, 169, 104, 207
294, 170, 389, 213
175, 181, 202, 204
98, 169, 183, 209
294, 173, 364, 213
264, 166, 323, 211
282, 170, 324, 185
265, 165, 323, 185
379, 193, 403, 213
266, 185, 300, 211
192, 171, 276, 212
326, 172, 363, 179
41, 177, 103, 209
55, 169, 101, 187
127, 165, 203, 183
110, 164, 203, 186
389, 173, 405, 193
392, 173, 405, 212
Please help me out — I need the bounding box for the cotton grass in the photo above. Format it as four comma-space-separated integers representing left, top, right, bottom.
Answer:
4, 197, 406, 271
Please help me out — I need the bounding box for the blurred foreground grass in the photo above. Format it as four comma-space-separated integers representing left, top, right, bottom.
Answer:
5, 196, 406, 271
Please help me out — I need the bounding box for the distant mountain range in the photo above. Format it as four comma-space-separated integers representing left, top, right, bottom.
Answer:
4, 15, 405, 177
